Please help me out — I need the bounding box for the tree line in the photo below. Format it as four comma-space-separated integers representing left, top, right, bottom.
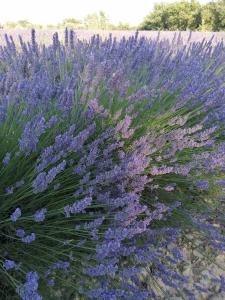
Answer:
139, 0, 225, 31
0, 12, 133, 30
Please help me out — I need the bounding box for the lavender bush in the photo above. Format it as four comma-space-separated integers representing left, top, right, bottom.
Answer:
0, 29, 224, 299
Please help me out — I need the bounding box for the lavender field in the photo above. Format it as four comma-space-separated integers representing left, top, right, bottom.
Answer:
1, 29, 225, 45
0, 29, 225, 300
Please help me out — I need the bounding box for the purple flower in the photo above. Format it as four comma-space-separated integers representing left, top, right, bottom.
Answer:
116, 115, 134, 139
3, 259, 17, 270
120, 267, 141, 279
19, 115, 46, 154
10, 208, 21, 222
193, 284, 208, 293
52, 261, 70, 270
31, 29, 36, 51
21, 233, 36, 244
195, 179, 209, 191
33, 208, 47, 223
2, 30, 225, 299
183, 288, 196, 300
164, 185, 175, 192
16, 228, 25, 238
85, 262, 118, 277
84, 217, 105, 230
53, 183, 60, 190
90, 229, 99, 240
43, 261, 70, 285
216, 179, 225, 187
65, 28, 68, 47
15, 180, 25, 188
5, 186, 14, 195
172, 247, 183, 260
64, 197, 92, 218
69, 29, 74, 49
32, 160, 66, 193
2, 152, 11, 165
134, 248, 159, 264
47, 279, 55, 287
218, 275, 225, 292
19, 114, 57, 155
96, 240, 121, 259
16, 271, 42, 300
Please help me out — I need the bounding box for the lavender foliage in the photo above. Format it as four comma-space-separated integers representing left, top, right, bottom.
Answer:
0, 29, 224, 299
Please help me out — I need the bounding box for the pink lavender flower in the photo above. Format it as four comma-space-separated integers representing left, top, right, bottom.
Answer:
164, 185, 175, 192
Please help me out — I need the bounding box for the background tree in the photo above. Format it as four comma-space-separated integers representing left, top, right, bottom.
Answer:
139, 0, 202, 31
115, 22, 131, 30
201, 1, 225, 31
17, 20, 32, 28
3, 21, 17, 29
83, 11, 110, 30
61, 18, 83, 29
140, 0, 225, 31
110, 22, 132, 30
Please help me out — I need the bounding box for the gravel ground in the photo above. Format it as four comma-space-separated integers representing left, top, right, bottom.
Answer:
149, 235, 225, 299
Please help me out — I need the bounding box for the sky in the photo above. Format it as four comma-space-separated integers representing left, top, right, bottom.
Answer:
0, 0, 211, 26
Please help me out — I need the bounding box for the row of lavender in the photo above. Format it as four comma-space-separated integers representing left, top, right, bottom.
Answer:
0, 29, 224, 299
1, 29, 225, 46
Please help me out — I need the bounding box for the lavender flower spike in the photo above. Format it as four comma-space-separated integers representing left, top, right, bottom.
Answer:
16, 271, 42, 300
21, 233, 36, 244
64, 197, 92, 218
10, 208, 21, 222
3, 259, 17, 270
33, 208, 47, 223
2, 152, 11, 165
